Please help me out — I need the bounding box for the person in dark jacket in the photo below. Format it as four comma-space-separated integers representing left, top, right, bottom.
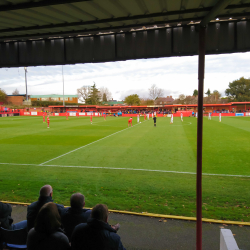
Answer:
61, 193, 91, 239
0, 202, 27, 230
71, 204, 126, 250
27, 202, 70, 250
153, 115, 157, 127
27, 185, 64, 232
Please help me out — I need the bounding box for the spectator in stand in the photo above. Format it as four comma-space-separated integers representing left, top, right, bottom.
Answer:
27, 202, 70, 250
27, 185, 64, 232
71, 204, 125, 250
0, 202, 27, 230
61, 193, 91, 239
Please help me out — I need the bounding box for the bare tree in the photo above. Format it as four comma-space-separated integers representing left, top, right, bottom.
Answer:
148, 84, 164, 100
204, 90, 222, 104
12, 88, 20, 95
174, 94, 198, 105
77, 85, 91, 103
212, 90, 221, 101
179, 94, 185, 100
177, 94, 186, 104
99, 87, 112, 102
140, 98, 154, 105
185, 95, 198, 104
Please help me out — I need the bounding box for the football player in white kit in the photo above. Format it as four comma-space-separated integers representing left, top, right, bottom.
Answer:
219, 113, 221, 122
208, 112, 211, 120
181, 112, 183, 122
137, 114, 140, 123
170, 114, 173, 124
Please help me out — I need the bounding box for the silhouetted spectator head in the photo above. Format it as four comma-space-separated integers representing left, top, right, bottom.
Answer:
70, 193, 85, 209
35, 202, 61, 234
91, 204, 108, 223
40, 185, 53, 197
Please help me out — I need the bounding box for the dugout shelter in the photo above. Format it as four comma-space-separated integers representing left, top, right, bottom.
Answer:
1, 1, 250, 249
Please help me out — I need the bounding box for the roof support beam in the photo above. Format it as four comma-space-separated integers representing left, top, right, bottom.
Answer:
226, 3, 250, 9
1, 2, 249, 35
1, 1, 248, 13
0, 16, 203, 41
200, 0, 233, 27
196, 25, 206, 250
0, 0, 92, 12
0, 7, 211, 34
1, 10, 250, 41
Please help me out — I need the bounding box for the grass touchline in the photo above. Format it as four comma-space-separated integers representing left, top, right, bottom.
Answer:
1, 162, 250, 178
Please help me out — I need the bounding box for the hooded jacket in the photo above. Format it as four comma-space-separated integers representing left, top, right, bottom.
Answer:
27, 227, 70, 250
27, 196, 64, 232
61, 207, 91, 239
0, 202, 13, 230
71, 218, 126, 250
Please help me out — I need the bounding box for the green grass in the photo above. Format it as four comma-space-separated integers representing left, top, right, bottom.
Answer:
0, 115, 249, 222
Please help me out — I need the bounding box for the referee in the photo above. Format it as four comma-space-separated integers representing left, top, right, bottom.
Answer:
153, 115, 157, 127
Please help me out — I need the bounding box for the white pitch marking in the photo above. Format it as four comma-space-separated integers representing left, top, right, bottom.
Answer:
0, 162, 250, 178
39, 120, 145, 165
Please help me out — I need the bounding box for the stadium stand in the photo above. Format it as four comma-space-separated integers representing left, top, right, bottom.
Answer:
0, 227, 27, 250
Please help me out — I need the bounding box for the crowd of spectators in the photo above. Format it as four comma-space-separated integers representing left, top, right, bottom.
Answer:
122, 109, 176, 114
0, 109, 20, 113
0, 184, 126, 250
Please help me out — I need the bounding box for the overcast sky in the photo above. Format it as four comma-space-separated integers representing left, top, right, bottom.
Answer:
0, 52, 249, 101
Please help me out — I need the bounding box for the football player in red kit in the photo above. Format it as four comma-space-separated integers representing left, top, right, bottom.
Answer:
43, 113, 45, 123
128, 117, 133, 127
47, 115, 50, 128
90, 115, 93, 124
144, 114, 146, 120
66, 112, 69, 120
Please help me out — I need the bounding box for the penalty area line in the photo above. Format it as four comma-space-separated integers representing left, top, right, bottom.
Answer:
39, 120, 146, 165
0, 163, 250, 178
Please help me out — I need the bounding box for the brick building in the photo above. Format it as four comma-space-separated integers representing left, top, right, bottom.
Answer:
155, 96, 174, 105
6, 95, 28, 105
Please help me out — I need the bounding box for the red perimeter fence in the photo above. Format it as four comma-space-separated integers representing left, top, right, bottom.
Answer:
1, 111, 250, 117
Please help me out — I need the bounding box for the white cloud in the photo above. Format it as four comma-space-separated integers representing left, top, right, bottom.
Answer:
0, 52, 249, 100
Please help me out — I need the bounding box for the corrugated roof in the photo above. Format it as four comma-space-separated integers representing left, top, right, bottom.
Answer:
7, 94, 27, 96
0, 0, 250, 41
102, 101, 124, 105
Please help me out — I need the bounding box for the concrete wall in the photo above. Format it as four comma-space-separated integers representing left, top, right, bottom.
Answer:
220, 229, 239, 250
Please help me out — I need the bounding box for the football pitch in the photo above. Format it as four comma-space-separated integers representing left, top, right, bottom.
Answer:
0, 115, 250, 222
